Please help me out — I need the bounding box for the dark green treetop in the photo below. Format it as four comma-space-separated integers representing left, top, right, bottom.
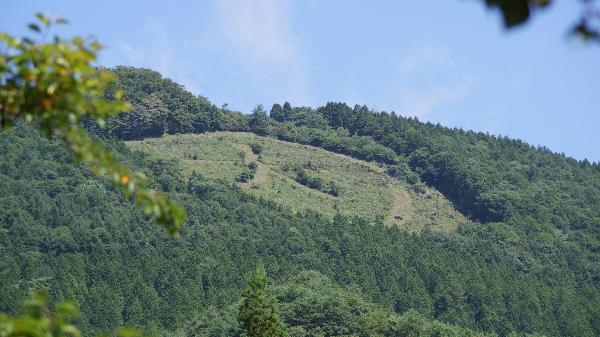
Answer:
239, 264, 288, 337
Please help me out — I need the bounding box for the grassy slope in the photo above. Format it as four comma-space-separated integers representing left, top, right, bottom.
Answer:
127, 132, 468, 233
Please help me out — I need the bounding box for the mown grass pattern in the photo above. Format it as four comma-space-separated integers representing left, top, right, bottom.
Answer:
127, 132, 468, 232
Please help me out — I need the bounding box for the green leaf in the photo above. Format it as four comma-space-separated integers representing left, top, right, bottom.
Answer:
35, 12, 51, 26
499, 0, 530, 28
27, 23, 41, 32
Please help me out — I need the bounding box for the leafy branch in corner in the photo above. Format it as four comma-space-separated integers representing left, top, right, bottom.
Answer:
0, 14, 186, 235
0, 292, 143, 337
484, 0, 600, 44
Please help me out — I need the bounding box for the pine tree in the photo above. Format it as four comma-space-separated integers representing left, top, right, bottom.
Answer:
238, 264, 287, 337
249, 105, 270, 136
269, 103, 285, 122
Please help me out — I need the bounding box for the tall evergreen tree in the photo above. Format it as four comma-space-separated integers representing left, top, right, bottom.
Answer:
238, 264, 287, 337
270, 103, 285, 122
249, 105, 270, 136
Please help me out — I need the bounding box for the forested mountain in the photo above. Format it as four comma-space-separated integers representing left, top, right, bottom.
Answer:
1, 67, 599, 336
102, 67, 600, 242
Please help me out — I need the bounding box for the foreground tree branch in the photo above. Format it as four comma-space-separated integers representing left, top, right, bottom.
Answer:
0, 14, 186, 235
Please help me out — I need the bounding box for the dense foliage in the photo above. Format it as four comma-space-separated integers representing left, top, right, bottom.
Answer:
2, 67, 599, 336
294, 169, 339, 197
0, 18, 184, 234
102, 67, 599, 251
92, 67, 222, 140
280, 102, 600, 229
237, 161, 257, 183
238, 264, 287, 337
2, 119, 599, 336
178, 271, 491, 337
0, 293, 82, 337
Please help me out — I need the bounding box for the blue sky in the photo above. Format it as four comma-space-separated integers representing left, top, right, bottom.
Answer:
3, 1, 599, 161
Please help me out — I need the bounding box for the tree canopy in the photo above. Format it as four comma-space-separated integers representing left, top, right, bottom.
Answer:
0, 15, 185, 234
238, 265, 288, 337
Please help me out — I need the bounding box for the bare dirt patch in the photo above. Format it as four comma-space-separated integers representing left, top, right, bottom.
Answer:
385, 184, 415, 228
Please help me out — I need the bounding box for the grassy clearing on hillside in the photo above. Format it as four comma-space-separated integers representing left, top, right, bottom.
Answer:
127, 132, 467, 232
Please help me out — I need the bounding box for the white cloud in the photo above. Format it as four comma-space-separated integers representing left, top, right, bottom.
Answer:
114, 22, 201, 94
394, 76, 477, 116
386, 45, 476, 117
212, 0, 298, 66
396, 45, 456, 76
208, 0, 311, 105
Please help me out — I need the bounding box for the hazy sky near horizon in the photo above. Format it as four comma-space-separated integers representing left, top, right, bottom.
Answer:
3, 1, 599, 161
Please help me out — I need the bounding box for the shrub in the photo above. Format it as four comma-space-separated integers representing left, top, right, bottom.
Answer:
250, 143, 263, 155
237, 163, 257, 182
295, 170, 339, 196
